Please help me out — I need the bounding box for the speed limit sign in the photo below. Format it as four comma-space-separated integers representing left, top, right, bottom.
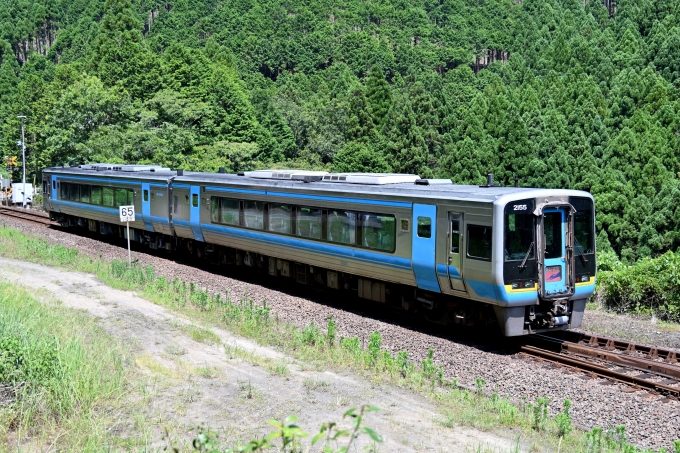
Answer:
119, 205, 135, 222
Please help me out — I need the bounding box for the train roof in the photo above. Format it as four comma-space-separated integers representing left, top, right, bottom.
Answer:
45, 165, 592, 203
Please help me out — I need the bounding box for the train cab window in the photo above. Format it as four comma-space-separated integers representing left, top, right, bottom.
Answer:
504, 212, 534, 261
417, 217, 432, 238
91, 186, 103, 205
327, 210, 356, 245
143, 190, 149, 202
60, 182, 68, 199
268, 204, 292, 234
102, 187, 114, 207
80, 185, 91, 203
68, 183, 79, 201
574, 209, 594, 255
544, 212, 563, 259
451, 220, 460, 253
361, 214, 395, 252
192, 194, 198, 208
243, 201, 265, 230
52, 180, 56, 191
467, 225, 492, 260
296, 207, 322, 240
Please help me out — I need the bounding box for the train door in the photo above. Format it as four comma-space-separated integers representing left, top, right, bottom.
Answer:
189, 185, 205, 242
541, 208, 572, 296
51, 175, 57, 200
141, 182, 155, 232
447, 213, 466, 292
412, 204, 441, 293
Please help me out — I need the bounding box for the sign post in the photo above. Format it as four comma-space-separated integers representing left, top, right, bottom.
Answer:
119, 205, 135, 267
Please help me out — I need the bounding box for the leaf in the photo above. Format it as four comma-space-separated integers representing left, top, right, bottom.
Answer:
361, 427, 383, 442
343, 407, 358, 418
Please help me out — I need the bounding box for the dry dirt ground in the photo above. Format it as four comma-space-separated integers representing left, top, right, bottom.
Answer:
0, 257, 529, 453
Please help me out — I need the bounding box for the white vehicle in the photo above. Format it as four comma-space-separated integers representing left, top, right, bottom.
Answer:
11, 183, 33, 207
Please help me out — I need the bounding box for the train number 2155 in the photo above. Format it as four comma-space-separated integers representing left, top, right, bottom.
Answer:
513, 204, 528, 211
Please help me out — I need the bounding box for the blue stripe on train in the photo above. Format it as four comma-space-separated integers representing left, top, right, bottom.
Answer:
198, 222, 412, 271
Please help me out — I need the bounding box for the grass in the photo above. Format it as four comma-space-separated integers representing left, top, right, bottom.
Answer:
0, 280, 132, 452
1, 224, 680, 453
182, 324, 222, 345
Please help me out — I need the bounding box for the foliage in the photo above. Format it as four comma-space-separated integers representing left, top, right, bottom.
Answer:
184, 406, 382, 453
531, 396, 550, 432
556, 399, 573, 438
1, 0, 680, 262
0, 280, 127, 450
596, 250, 680, 321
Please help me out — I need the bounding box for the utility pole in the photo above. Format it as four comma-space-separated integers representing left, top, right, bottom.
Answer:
18, 115, 26, 208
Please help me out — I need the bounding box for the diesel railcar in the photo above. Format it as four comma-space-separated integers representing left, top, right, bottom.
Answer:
41, 164, 596, 336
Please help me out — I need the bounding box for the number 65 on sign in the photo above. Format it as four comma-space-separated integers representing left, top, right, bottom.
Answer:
119, 205, 135, 222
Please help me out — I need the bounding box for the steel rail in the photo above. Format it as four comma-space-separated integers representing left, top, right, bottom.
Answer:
0, 206, 56, 225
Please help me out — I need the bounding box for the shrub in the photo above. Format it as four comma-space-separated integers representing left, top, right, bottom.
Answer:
596, 250, 680, 321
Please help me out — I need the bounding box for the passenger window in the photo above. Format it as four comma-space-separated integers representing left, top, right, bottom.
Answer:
243, 201, 265, 230
114, 188, 128, 207
69, 183, 79, 201
102, 187, 114, 207
219, 198, 240, 226
268, 204, 292, 234
297, 207, 322, 239
192, 194, 198, 208
328, 210, 356, 245
80, 185, 91, 203
361, 214, 395, 252
91, 186, 103, 205
451, 220, 460, 254
52, 180, 56, 190
143, 190, 149, 202
60, 182, 68, 199
417, 217, 431, 238
467, 225, 492, 260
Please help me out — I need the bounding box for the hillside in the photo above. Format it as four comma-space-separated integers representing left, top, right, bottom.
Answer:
0, 0, 679, 261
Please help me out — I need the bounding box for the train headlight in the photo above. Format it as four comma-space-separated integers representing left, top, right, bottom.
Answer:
511, 280, 535, 290
578, 274, 590, 283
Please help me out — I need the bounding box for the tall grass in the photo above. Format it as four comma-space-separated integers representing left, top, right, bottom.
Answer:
0, 281, 128, 451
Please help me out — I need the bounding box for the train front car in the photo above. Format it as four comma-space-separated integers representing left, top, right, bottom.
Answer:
492, 192, 596, 336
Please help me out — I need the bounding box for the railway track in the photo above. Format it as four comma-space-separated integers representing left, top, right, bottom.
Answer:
0, 206, 56, 226
522, 332, 680, 400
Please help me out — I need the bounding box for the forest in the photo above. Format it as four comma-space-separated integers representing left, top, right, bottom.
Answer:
0, 0, 679, 265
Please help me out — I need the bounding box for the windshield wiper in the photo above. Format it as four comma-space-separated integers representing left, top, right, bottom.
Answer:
575, 239, 588, 263
519, 241, 534, 270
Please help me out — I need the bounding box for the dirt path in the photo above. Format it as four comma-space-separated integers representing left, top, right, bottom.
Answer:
0, 257, 526, 452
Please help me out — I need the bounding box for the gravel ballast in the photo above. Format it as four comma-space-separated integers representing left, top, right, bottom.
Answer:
2, 215, 679, 450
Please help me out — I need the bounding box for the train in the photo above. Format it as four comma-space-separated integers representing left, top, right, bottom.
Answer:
41, 164, 596, 336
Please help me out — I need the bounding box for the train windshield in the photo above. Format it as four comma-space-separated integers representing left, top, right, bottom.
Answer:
504, 212, 534, 261
574, 206, 594, 255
